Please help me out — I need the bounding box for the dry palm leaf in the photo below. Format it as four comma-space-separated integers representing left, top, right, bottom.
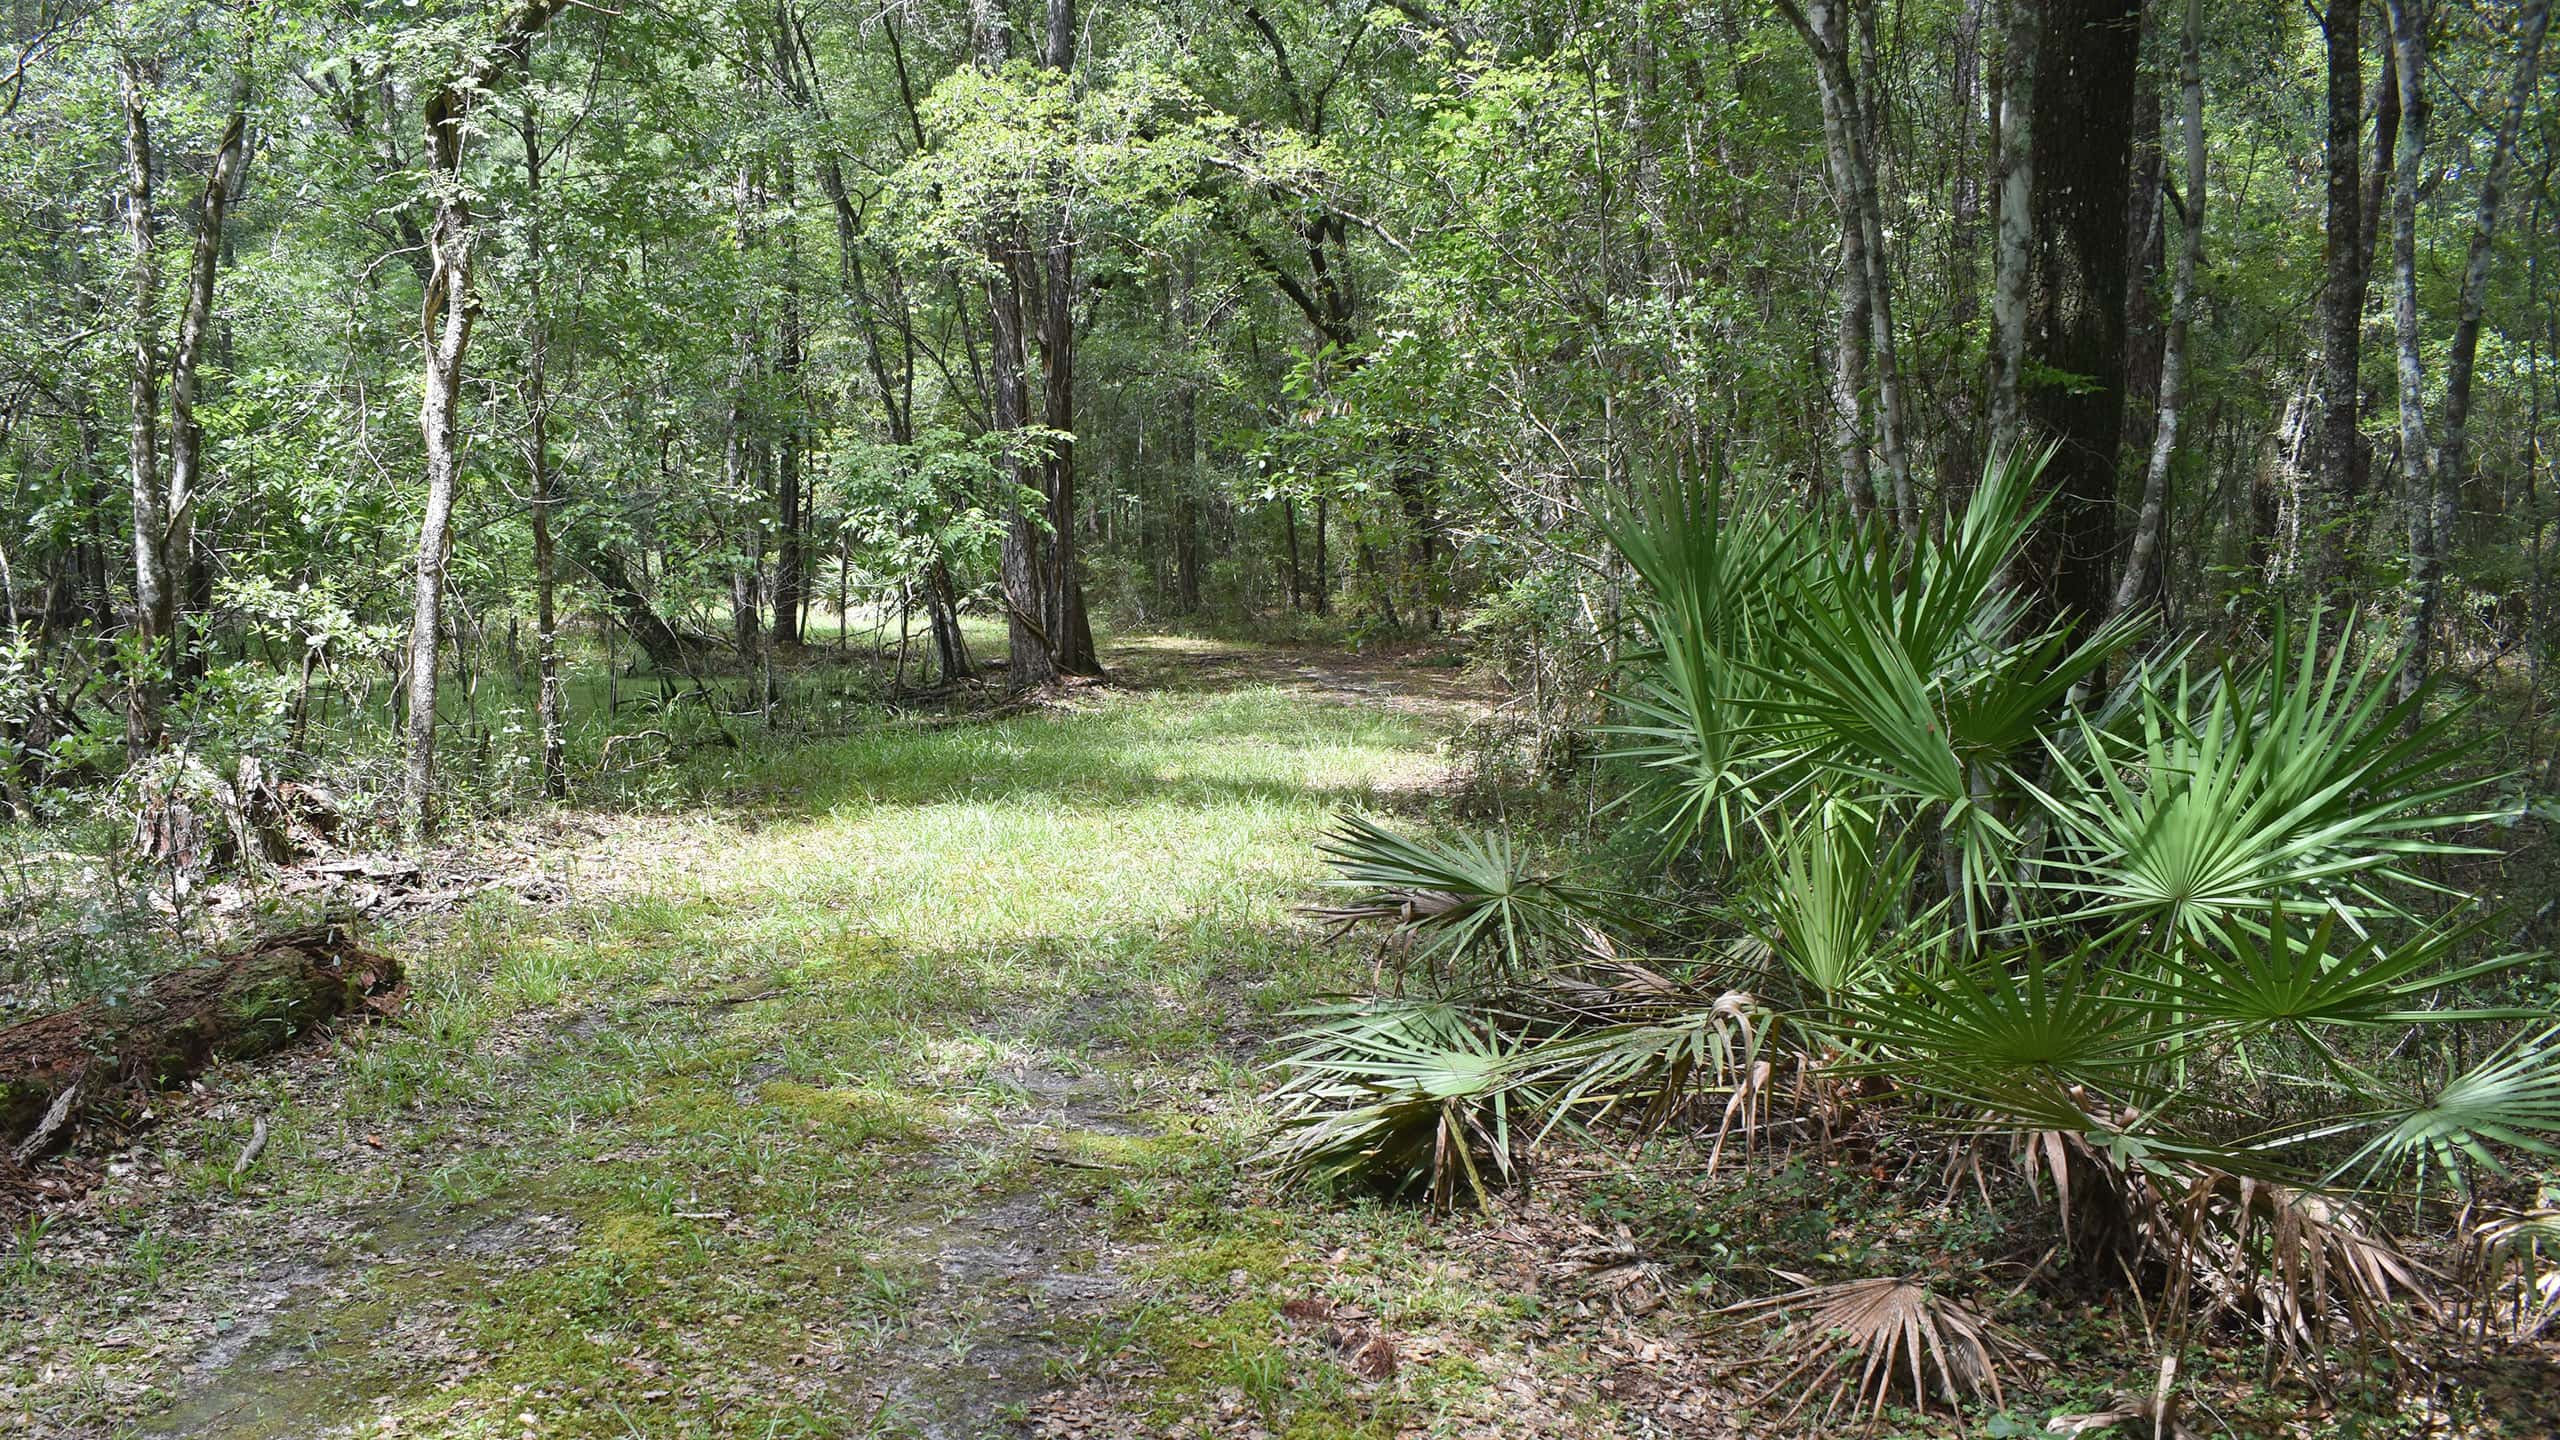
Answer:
2135, 1167, 2439, 1370
1720, 1274, 2042, 1423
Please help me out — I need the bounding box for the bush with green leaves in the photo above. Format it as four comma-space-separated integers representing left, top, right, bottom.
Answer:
1267, 449, 2559, 1411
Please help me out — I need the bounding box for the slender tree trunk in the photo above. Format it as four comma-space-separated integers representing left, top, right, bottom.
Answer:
1313, 493, 1330, 614
1786, 0, 1890, 521
2397, 0, 2551, 697
403, 0, 562, 834
1944, 0, 1990, 496
771, 150, 806, 650
2385, 0, 2434, 698
1987, 0, 2037, 459
118, 54, 168, 757
1174, 256, 1205, 615
166, 57, 252, 690
2114, 0, 2203, 617
2312, 0, 2369, 594
518, 92, 565, 800
1038, 0, 1099, 675
2435, 0, 2552, 533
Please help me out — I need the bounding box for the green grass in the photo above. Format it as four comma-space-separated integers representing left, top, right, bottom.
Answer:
0, 646, 1575, 1439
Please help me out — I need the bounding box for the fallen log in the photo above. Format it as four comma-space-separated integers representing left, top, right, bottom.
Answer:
0, 923, 400, 1163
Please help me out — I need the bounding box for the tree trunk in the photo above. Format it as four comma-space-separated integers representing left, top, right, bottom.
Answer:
1787, 0, 1881, 520
1986, 0, 2037, 460
1942, 0, 1990, 496
2113, 0, 2203, 618
2022, 0, 2143, 631
164, 57, 252, 693
518, 91, 565, 800
3, 926, 397, 1163
771, 150, 806, 650
1313, 493, 1330, 614
1175, 255, 1206, 614
2384, 0, 2433, 698
2311, 0, 2370, 594
118, 54, 168, 757
1038, 0, 1100, 675
576, 544, 694, 673
404, 0, 562, 834
2396, 0, 2550, 698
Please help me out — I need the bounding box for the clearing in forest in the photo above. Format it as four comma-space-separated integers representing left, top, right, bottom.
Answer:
0, 643, 1639, 1440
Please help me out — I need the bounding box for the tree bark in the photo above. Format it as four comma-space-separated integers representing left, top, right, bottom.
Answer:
3, 926, 397, 1162
1038, 0, 1101, 675
2311, 0, 2369, 593
165, 57, 252, 691
2021, 0, 2143, 632
1986, 0, 2036, 460
2113, 0, 2203, 618
517, 90, 565, 800
974, 0, 1053, 691
117, 54, 167, 757
771, 148, 806, 650
2384, 0, 2433, 699
1784, 0, 1913, 525
2396, 0, 2551, 698
404, 0, 563, 834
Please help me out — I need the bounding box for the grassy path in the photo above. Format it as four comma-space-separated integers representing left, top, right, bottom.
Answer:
2, 643, 1608, 1440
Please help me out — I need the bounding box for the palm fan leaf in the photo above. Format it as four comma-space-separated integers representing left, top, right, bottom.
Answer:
1721, 1275, 2042, 1421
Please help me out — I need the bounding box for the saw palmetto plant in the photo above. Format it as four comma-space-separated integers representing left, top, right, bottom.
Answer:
1266, 451, 2560, 1405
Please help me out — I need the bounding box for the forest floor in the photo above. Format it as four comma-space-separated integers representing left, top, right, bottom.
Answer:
0, 638, 1722, 1440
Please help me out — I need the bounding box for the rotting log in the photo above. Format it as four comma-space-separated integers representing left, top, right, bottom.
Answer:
1, 923, 399, 1162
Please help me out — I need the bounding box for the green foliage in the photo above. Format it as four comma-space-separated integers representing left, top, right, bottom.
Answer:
1274, 456, 2560, 1393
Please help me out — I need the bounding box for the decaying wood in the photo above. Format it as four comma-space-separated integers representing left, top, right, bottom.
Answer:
0, 924, 399, 1165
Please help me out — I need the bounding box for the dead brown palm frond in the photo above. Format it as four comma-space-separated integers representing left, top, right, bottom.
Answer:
1719, 1274, 2042, 1423
2143, 1168, 2441, 1371
2460, 1207, 2560, 1342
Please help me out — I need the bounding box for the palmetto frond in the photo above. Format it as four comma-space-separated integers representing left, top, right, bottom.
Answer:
1836, 944, 2159, 1107
1264, 1001, 1533, 1209
1722, 1274, 2041, 1421
2342, 1025, 2560, 1188
1744, 794, 1935, 1003
1310, 814, 1603, 976
2133, 905, 2533, 1041
1742, 449, 2142, 911
2034, 609, 2495, 940
1599, 465, 1806, 855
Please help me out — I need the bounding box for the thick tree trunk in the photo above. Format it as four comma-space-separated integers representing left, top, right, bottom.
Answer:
2311, 0, 2369, 593
118, 55, 167, 757
2022, 0, 2143, 632
2113, 0, 2204, 618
